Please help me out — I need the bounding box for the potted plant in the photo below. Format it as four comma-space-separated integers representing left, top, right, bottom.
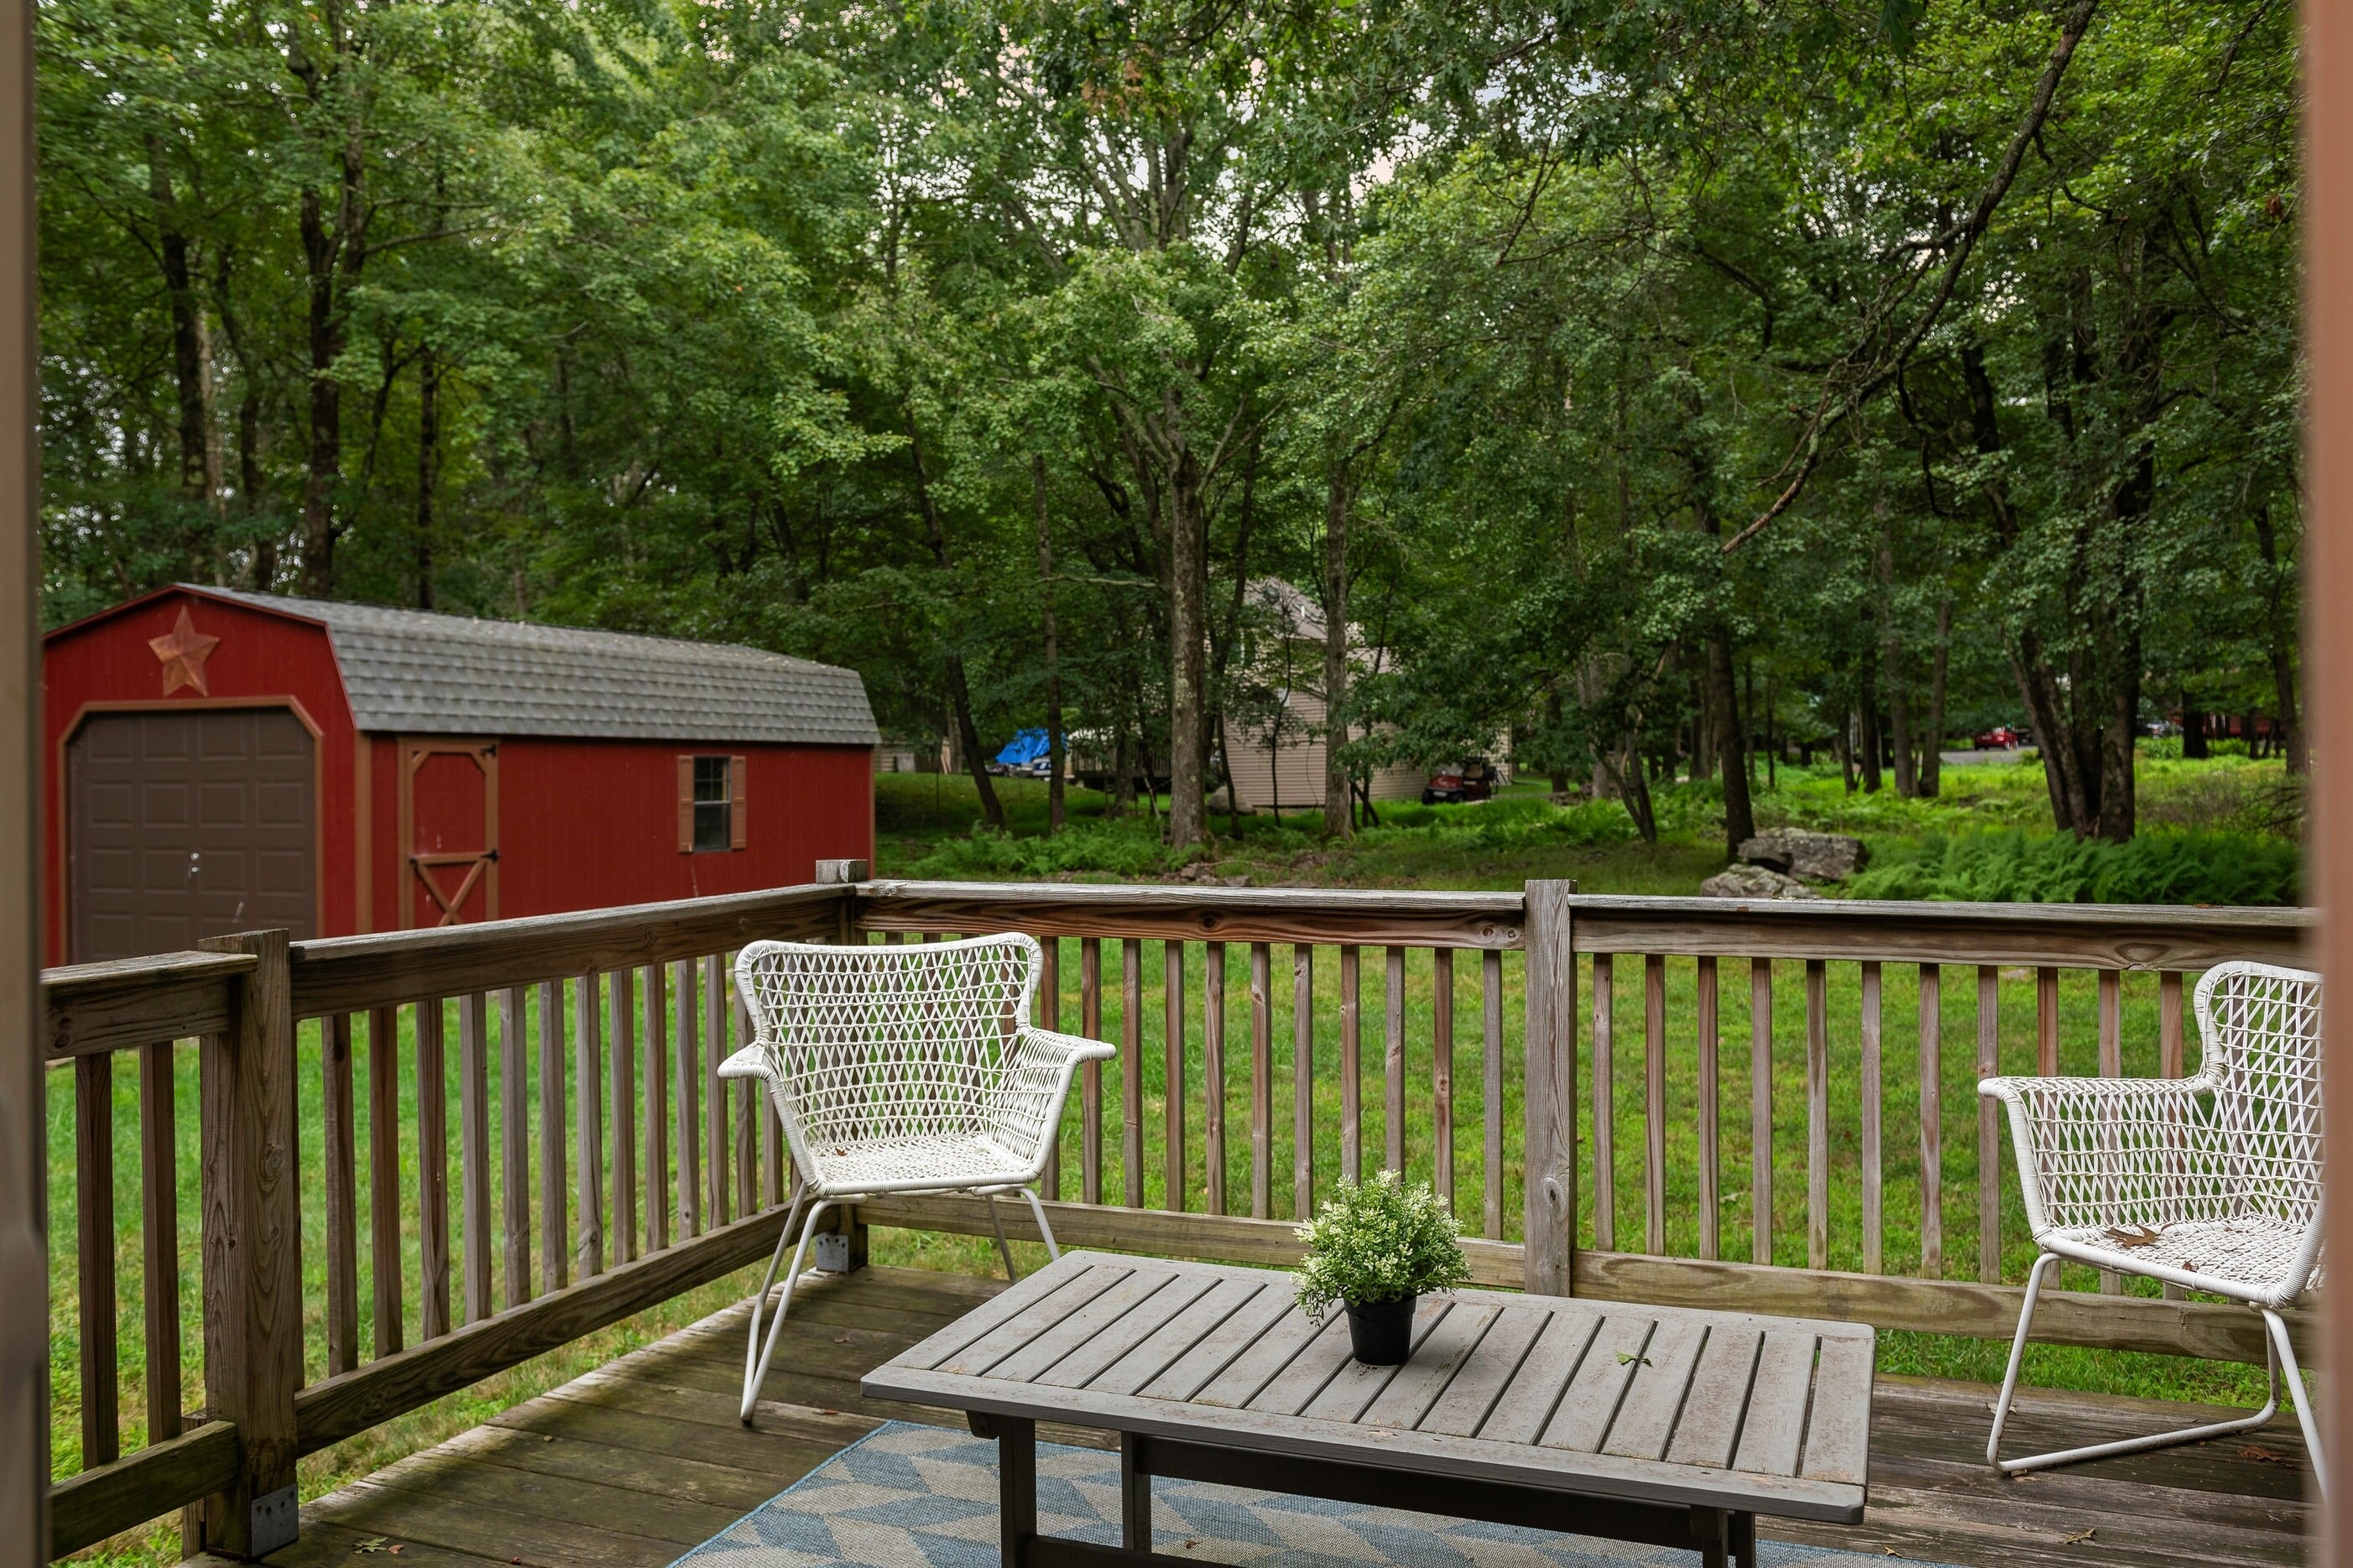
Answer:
1293, 1170, 1470, 1365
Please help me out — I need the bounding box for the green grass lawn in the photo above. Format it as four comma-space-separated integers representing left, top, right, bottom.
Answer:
50, 751, 2302, 1561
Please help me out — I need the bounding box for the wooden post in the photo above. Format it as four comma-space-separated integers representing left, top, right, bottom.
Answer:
195, 929, 302, 1558
1522, 881, 1577, 1298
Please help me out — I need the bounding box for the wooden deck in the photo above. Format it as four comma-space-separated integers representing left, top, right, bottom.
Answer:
203, 1265, 2314, 1568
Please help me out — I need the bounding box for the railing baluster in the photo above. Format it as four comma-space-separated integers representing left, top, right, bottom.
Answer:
1750, 959, 1772, 1266
1697, 955, 1718, 1263
367, 1004, 403, 1356
1293, 943, 1314, 1220
610, 968, 639, 1265
732, 962, 756, 1219
1041, 938, 1061, 1201
1166, 940, 1187, 1212
673, 959, 702, 1239
1250, 941, 1272, 1217
1384, 945, 1406, 1173
459, 992, 492, 1324
1121, 938, 1143, 1208
1860, 961, 1882, 1275
1482, 949, 1503, 1240
1643, 952, 1665, 1256
2159, 968, 2187, 1300
75, 1051, 117, 1468
499, 987, 531, 1307
417, 999, 451, 1338
576, 973, 604, 1279
1591, 952, 1615, 1253
323, 1012, 359, 1375
644, 965, 669, 1253
1805, 959, 1828, 1273
705, 953, 728, 1228
538, 978, 567, 1293
1341, 945, 1362, 1187
1918, 965, 1942, 1278
1432, 947, 1453, 1217
2098, 966, 2122, 1294
1081, 937, 1103, 1206
1977, 964, 2000, 1285
138, 1039, 180, 1447
2037, 965, 2059, 1075
1205, 943, 1228, 1215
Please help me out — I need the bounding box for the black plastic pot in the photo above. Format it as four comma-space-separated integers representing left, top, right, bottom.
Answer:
1344, 1295, 1416, 1364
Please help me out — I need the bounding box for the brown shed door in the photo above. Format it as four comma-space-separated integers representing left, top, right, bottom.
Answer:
68, 708, 317, 962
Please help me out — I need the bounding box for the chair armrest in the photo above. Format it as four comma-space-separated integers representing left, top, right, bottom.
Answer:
983, 1027, 1115, 1176
717, 1042, 772, 1081
1978, 1073, 2212, 1237
1015, 1025, 1118, 1068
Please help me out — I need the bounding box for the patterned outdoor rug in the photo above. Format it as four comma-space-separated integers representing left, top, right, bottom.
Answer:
671, 1420, 1950, 1568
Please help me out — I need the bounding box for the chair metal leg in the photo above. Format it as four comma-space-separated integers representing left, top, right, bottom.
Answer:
741, 1193, 825, 1425
983, 1193, 1020, 1280
1990, 1252, 2283, 1474
2264, 1308, 2326, 1497
1017, 1186, 1061, 1262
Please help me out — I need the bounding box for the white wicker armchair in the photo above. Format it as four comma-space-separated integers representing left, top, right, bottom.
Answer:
719, 933, 1113, 1425
1979, 960, 2323, 1482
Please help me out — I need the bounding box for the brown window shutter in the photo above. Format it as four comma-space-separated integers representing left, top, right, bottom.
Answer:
729, 755, 749, 848
677, 755, 695, 852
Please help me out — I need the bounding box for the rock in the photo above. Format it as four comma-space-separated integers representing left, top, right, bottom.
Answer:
1736, 829, 1867, 883
1700, 864, 1820, 901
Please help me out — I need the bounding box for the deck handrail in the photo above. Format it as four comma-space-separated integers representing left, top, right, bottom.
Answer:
35, 875, 2315, 1558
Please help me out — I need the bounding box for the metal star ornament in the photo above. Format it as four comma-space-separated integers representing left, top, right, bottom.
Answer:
149, 606, 220, 695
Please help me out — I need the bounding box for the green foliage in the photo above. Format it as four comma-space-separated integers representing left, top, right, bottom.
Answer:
1291, 1170, 1471, 1321
1846, 830, 2300, 907
900, 820, 1189, 880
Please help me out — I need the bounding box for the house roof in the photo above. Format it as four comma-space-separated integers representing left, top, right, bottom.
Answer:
188, 586, 879, 745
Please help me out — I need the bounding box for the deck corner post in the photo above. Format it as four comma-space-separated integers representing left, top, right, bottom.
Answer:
816, 858, 867, 942
829, 1202, 871, 1274
194, 928, 301, 1559
1522, 880, 1578, 1297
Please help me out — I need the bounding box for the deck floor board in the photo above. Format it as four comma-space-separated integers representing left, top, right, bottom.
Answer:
201, 1265, 2312, 1568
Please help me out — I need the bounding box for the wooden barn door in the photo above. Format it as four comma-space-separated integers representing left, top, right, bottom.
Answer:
399, 737, 498, 927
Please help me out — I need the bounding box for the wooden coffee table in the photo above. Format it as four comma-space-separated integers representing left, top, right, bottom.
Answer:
863, 1252, 1871, 1568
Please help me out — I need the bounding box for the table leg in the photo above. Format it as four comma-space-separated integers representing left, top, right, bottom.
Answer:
978, 1414, 1036, 1568
1119, 1432, 1150, 1552
1730, 1511, 1755, 1568
1690, 1507, 1728, 1568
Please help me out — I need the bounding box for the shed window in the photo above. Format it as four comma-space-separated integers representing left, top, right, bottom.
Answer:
679, 754, 749, 852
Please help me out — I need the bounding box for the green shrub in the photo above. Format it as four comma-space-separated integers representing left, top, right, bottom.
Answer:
901, 820, 1187, 880
1843, 828, 2298, 906
1292, 1169, 1470, 1319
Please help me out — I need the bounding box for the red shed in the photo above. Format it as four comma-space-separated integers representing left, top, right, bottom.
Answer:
43, 585, 879, 964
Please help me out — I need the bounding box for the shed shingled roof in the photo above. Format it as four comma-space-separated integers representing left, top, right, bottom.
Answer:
193, 586, 879, 745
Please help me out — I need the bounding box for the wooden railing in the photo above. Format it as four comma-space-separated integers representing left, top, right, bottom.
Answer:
37, 874, 2311, 1559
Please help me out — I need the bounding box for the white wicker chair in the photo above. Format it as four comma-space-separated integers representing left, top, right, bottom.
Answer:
719, 933, 1113, 1425
1980, 960, 2324, 1483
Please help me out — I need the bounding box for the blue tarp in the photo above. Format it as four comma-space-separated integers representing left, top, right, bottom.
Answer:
994, 728, 1058, 766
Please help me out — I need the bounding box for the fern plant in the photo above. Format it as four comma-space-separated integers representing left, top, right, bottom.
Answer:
1292, 1170, 1470, 1321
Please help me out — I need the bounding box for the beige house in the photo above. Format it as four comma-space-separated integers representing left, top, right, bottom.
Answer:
1219, 580, 1429, 815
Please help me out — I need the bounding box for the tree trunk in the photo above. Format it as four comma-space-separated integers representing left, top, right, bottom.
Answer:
1036, 456, 1065, 834
415, 348, 438, 609
149, 138, 211, 507
1166, 437, 1208, 849
906, 415, 1003, 830
1880, 538, 1915, 797
2248, 504, 2304, 772
1321, 454, 1352, 839
1857, 659, 1883, 794
298, 185, 345, 595
1706, 629, 1753, 852
1918, 596, 1948, 797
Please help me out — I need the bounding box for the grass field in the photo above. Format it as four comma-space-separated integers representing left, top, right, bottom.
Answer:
50, 751, 2303, 1562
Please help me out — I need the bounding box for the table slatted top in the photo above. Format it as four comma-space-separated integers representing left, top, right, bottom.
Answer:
863, 1252, 1871, 1523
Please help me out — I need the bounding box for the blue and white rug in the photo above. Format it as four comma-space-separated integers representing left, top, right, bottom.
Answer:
671, 1420, 1946, 1568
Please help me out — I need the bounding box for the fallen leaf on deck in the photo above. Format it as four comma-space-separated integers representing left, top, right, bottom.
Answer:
2063, 1527, 2096, 1544
2103, 1223, 2163, 1248
352, 1541, 390, 1556
835, 1335, 853, 1344
1615, 1352, 1652, 1367
2238, 1445, 2298, 1468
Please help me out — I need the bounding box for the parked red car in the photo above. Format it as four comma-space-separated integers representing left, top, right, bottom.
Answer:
1422, 758, 1499, 805
1975, 725, 2022, 748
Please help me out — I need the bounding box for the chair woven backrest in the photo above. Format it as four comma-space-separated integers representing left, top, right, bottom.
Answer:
733, 935, 1041, 1154
2194, 961, 2324, 1229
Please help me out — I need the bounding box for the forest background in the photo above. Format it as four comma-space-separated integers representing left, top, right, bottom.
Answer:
34, 0, 2304, 867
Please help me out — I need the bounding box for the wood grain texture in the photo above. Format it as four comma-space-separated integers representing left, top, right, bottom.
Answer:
1341, 945, 1361, 1188
1590, 951, 1615, 1254
76, 1051, 117, 1467
458, 992, 492, 1325
705, 954, 728, 1229
500, 987, 532, 1309
415, 999, 451, 1340
1804, 961, 1827, 1273
1697, 956, 1718, 1263
195, 928, 301, 1556
540, 978, 569, 1293
1082, 938, 1103, 1206
1166, 942, 1186, 1214
644, 965, 669, 1253
1482, 949, 1504, 1242
1250, 943, 1272, 1218
1122, 939, 1143, 1208
576, 975, 604, 1281
1860, 962, 1881, 1276
1976, 966, 1999, 1286
1521, 883, 1575, 1297
322, 1012, 359, 1376
672, 960, 701, 1240
858, 882, 1525, 950
1750, 960, 1771, 1268
138, 1039, 182, 1444
1917, 966, 1942, 1279
1432, 946, 1453, 1216
1293, 944, 1313, 1220
1041, 940, 1061, 1202
290, 883, 849, 1015
1204, 943, 1226, 1216
2037, 966, 2059, 1076
40, 948, 252, 1060
2162, 969, 2187, 1079
1642, 954, 1665, 1257
367, 1006, 404, 1357
608, 967, 638, 1268
50, 1420, 241, 1560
